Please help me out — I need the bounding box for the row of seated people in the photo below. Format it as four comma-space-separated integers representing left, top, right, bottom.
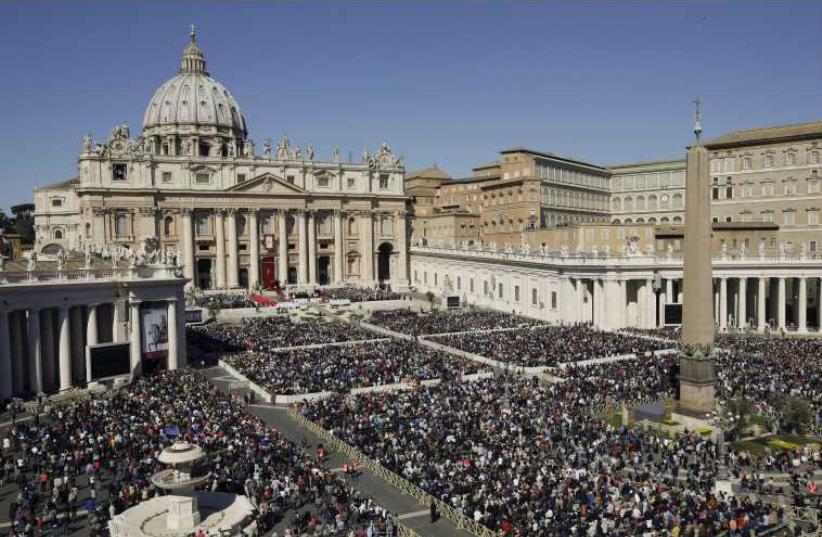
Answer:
368, 309, 544, 336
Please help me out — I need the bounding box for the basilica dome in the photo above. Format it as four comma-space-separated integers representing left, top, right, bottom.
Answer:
142, 29, 247, 142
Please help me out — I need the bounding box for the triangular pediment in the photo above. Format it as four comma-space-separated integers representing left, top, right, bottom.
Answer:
226, 173, 306, 194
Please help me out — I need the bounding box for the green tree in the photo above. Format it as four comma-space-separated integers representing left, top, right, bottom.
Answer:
9, 203, 35, 245
778, 396, 813, 435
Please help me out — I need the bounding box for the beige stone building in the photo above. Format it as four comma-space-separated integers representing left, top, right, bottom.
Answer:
33, 30, 410, 292
703, 121, 822, 254
608, 159, 686, 225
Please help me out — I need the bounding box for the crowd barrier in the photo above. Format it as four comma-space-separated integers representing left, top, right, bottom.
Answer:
287, 408, 498, 537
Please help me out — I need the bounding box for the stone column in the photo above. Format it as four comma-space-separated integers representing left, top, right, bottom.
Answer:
248, 210, 259, 290
576, 279, 585, 323
757, 277, 767, 331
307, 211, 317, 285
395, 211, 409, 284
167, 299, 178, 370
28, 308, 42, 394
278, 210, 288, 285
129, 300, 141, 379
360, 211, 374, 283
666, 279, 674, 304
297, 210, 308, 285
777, 277, 786, 330
226, 209, 239, 288
617, 279, 626, 329
0, 311, 12, 401
658, 279, 667, 327
713, 283, 720, 326
719, 277, 728, 331
71, 307, 84, 385
798, 276, 807, 332
645, 278, 655, 329
334, 211, 344, 283
41, 309, 54, 391
182, 209, 195, 286
738, 277, 747, 330
111, 301, 120, 343
86, 304, 98, 383
215, 210, 226, 288
57, 306, 71, 391
12, 312, 25, 394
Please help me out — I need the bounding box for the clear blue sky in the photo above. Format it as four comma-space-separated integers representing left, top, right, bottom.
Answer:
1, 1, 821, 212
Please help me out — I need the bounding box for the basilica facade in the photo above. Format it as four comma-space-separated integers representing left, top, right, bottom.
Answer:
33, 29, 410, 292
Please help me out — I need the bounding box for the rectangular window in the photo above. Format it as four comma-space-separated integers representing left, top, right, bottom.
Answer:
317, 176, 329, 187
514, 285, 520, 302
810, 241, 817, 252
423, 272, 427, 284
162, 171, 172, 183
237, 173, 246, 183
379, 174, 389, 189
470, 278, 474, 292
113, 163, 127, 181
456, 277, 461, 290
498, 283, 503, 299
413, 270, 418, 283
195, 173, 210, 184
742, 156, 752, 170
434, 273, 438, 286
764, 154, 774, 168
551, 291, 558, 309
531, 288, 538, 305
808, 180, 820, 194
286, 175, 295, 184
807, 211, 818, 226
786, 153, 796, 166
483, 280, 488, 295
51, 198, 63, 207
783, 211, 795, 225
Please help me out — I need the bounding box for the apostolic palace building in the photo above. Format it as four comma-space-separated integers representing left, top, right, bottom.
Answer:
32, 28, 410, 293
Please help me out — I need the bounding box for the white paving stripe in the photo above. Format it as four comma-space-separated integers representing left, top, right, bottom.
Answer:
396, 509, 430, 520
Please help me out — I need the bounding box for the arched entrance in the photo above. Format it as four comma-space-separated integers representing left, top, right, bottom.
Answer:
318, 256, 330, 285
196, 258, 212, 289
377, 243, 393, 282
41, 244, 64, 255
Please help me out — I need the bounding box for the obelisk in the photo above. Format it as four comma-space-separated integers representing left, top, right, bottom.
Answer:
679, 97, 717, 415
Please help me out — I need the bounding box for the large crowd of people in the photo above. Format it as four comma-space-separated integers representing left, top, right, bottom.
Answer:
319, 287, 403, 303
223, 340, 484, 395
368, 309, 544, 336
430, 324, 674, 367
191, 292, 256, 310
300, 372, 815, 537
188, 316, 380, 352
0, 370, 399, 537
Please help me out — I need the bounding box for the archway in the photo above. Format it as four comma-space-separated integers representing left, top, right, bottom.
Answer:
41, 243, 64, 255
377, 243, 393, 282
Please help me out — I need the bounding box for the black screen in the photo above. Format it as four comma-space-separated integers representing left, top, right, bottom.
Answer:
89, 343, 131, 380
446, 296, 460, 308
664, 304, 683, 326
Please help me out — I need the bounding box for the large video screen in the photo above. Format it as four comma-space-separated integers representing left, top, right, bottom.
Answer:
664, 304, 683, 326
89, 343, 131, 380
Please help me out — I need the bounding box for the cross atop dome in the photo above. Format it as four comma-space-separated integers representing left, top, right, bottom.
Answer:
180, 24, 206, 74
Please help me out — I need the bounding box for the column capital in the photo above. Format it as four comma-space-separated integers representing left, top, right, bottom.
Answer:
245, 208, 259, 215
214, 208, 227, 217
180, 207, 194, 216
166, 297, 178, 304
225, 208, 238, 216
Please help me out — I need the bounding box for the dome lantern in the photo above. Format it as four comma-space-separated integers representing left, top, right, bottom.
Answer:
180, 24, 207, 74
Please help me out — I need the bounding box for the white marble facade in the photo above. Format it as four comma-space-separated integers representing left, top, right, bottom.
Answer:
34, 28, 410, 292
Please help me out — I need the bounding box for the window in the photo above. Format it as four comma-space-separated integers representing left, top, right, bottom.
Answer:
498, 283, 503, 299
237, 174, 246, 184
53, 229, 63, 239
725, 178, 733, 199
742, 156, 752, 170
761, 211, 773, 223
115, 213, 129, 237
514, 285, 520, 302
286, 175, 295, 184
51, 198, 63, 207
712, 178, 720, 200
346, 177, 356, 188
470, 278, 474, 292
317, 175, 329, 187
378, 174, 390, 189
434, 273, 438, 286
113, 163, 127, 181
810, 151, 820, 165
531, 288, 538, 305
807, 210, 818, 226
164, 216, 174, 236
483, 280, 488, 295
348, 217, 357, 235
786, 153, 796, 166
85, 223, 91, 237
809, 180, 820, 194
456, 277, 461, 290
764, 154, 774, 168
195, 213, 209, 235
423, 272, 427, 284
195, 173, 210, 184
162, 171, 172, 183
413, 270, 418, 283
810, 241, 817, 252
762, 182, 774, 196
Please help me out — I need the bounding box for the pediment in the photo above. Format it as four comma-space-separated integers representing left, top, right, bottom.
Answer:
226, 173, 306, 194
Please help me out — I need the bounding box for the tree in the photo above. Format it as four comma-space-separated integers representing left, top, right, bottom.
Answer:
778, 396, 813, 435
9, 203, 35, 245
